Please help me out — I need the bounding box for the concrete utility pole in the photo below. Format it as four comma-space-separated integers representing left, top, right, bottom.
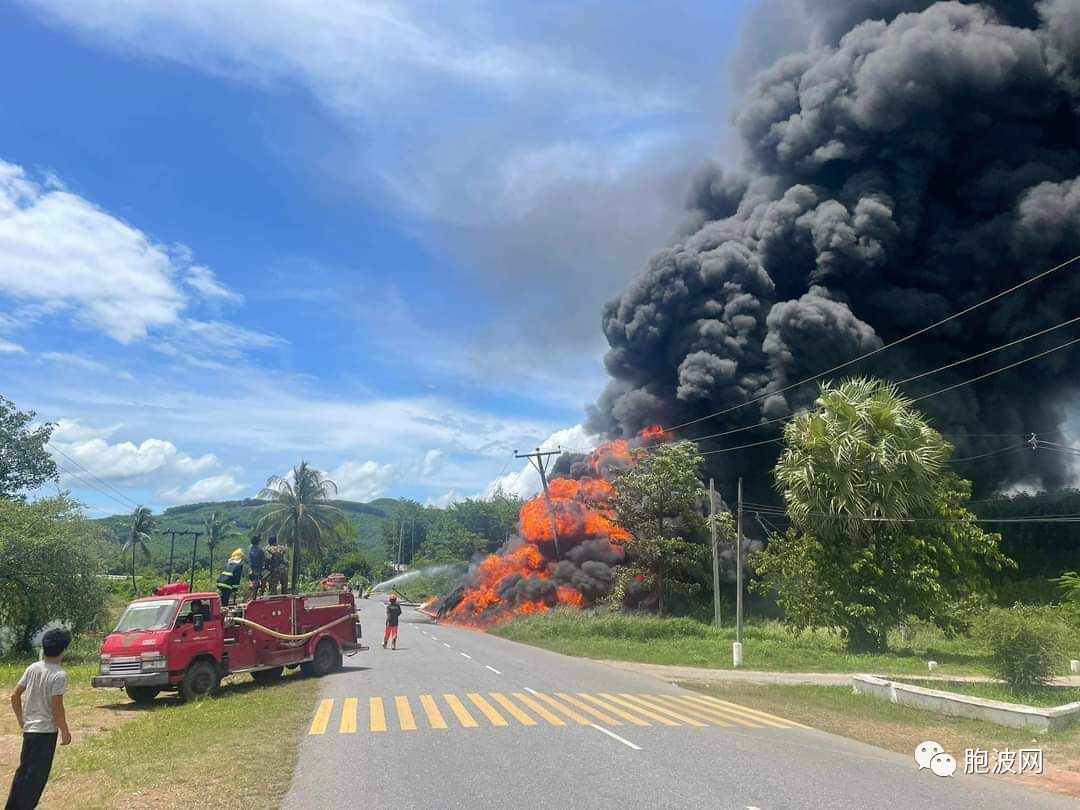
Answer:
515, 447, 564, 558
734, 477, 744, 667
162, 530, 179, 583
397, 521, 406, 569
709, 478, 721, 628
188, 531, 203, 590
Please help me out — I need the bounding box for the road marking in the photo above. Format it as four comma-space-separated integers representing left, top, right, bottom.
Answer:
490, 692, 537, 725
460, 652, 472, 659
661, 695, 755, 727
430, 636, 438, 640
395, 696, 417, 731
555, 692, 622, 725
578, 693, 650, 726
443, 694, 479, 728
599, 693, 679, 726
590, 723, 641, 750
466, 693, 509, 727
309, 698, 334, 735
485, 665, 501, 674
419, 694, 448, 729
696, 694, 810, 729
369, 697, 387, 732
680, 694, 786, 729
532, 692, 591, 725
512, 692, 566, 726
339, 697, 358, 733
442, 642, 452, 648
651, 694, 735, 727
618, 694, 706, 726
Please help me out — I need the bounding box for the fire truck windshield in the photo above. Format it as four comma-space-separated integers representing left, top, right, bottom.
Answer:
113, 599, 179, 633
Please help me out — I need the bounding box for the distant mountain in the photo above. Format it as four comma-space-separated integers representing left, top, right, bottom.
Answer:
96, 497, 394, 572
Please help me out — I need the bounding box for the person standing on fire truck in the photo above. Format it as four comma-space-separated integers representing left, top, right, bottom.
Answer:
383, 595, 402, 650
217, 549, 244, 606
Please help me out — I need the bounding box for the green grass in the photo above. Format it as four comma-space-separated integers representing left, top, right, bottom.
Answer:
490, 608, 994, 676
895, 678, 1080, 708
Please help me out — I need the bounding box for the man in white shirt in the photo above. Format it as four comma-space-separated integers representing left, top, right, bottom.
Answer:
5, 628, 72, 810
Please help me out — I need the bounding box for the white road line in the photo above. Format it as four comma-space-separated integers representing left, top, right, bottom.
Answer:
460, 652, 472, 659
590, 723, 641, 751
524, 687, 540, 695
430, 636, 438, 641
485, 665, 501, 675
442, 642, 452, 648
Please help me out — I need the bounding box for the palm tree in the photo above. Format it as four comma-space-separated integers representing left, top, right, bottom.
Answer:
256, 462, 344, 593
123, 505, 155, 592
204, 511, 234, 583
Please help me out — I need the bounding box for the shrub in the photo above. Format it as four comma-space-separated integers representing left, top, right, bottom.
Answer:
975, 605, 1071, 692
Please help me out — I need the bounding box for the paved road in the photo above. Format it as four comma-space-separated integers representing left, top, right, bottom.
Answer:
284, 603, 1073, 810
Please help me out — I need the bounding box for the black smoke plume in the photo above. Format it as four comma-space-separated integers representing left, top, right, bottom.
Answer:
588, 0, 1080, 497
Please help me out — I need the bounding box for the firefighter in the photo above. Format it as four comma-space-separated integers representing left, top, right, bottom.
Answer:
383, 594, 402, 650
217, 549, 244, 606
264, 536, 289, 595
247, 535, 267, 600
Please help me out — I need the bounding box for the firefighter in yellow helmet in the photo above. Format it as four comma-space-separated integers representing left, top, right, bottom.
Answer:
217, 548, 244, 606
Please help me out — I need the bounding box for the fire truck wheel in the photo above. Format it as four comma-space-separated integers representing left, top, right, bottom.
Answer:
251, 666, 284, 683
125, 686, 160, 704
180, 660, 221, 702
302, 638, 340, 677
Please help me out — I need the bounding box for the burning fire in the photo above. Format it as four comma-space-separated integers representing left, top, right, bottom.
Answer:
441, 425, 670, 627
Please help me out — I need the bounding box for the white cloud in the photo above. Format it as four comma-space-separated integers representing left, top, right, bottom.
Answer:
420, 449, 444, 478
425, 490, 461, 509
327, 459, 395, 501
49, 419, 219, 481
0, 337, 25, 353
41, 351, 134, 381
184, 265, 243, 304
159, 473, 246, 504
485, 423, 600, 498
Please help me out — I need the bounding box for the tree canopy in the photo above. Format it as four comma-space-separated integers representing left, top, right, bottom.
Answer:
0, 395, 58, 499
754, 378, 1012, 652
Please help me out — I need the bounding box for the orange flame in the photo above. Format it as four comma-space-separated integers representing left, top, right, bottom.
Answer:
445, 426, 671, 627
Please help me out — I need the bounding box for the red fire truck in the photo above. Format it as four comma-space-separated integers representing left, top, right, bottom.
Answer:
91, 590, 365, 703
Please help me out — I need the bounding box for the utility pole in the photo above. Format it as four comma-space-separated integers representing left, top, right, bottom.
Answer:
163, 530, 179, 583
188, 531, 203, 590
734, 477, 744, 667
515, 447, 564, 558
397, 521, 405, 569
709, 478, 721, 628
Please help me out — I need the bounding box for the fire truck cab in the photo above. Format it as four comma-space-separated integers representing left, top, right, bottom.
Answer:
92, 590, 364, 703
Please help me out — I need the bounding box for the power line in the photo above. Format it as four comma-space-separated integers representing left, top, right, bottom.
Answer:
667, 252, 1080, 432
50, 445, 139, 509
54, 461, 135, 512
949, 443, 1028, 463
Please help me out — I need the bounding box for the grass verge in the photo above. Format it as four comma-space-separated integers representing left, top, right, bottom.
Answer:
685, 681, 1080, 799
893, 679, 1080, 708
490, 609, 994, 676
2, 672, 317, 809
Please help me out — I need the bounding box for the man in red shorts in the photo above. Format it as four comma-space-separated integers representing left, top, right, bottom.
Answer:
383, 595, 402, 650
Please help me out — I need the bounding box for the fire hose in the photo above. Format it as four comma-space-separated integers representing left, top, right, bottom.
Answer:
227, 613, 353, 641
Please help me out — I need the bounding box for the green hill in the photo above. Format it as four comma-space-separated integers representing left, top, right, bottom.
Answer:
97, 498, 392, 574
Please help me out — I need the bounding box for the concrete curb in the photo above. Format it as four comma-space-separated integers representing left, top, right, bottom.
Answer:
851, 674, 1080, 732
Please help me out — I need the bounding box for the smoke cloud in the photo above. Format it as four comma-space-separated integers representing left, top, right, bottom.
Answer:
589, 0, 1080, 495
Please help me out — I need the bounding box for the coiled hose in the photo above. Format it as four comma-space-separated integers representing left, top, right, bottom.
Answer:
227, 613, 353, 641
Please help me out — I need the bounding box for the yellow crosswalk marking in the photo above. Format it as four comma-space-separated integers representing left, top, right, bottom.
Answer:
467, 693, 509, 727
577, 693, 650, 726
599, 693, 679, 726
395, 696, 417, 731
490, 692, 537, 726
419, 694, 447, 729
533, 693, 591, 725
340, 697, 358, 733
619, 694, 706, 726
444, 694, 479, 728
650, 694, 736, 727
664, 694, 763, 727
369, 697, 387, 732
687, 694, 802, 729
309, 698, 334, 735
555, 692, 622, 726
512, 692, 566, 726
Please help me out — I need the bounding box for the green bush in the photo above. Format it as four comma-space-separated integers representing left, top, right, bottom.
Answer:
975, 605, 1071, 692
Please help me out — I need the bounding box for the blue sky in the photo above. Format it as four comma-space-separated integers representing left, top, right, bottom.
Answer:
0, 0, 756, 515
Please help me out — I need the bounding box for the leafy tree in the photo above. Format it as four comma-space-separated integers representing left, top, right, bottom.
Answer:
415, 512, 485, 564
0, 496, 109, 652
449, 489, 523, 552
614, 441, 707, 616
256, 462, 344, 593
0, 395, 58, 498
123, 505, 155, 592
204, 511, 236, 580
754, 378, 1011, 652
